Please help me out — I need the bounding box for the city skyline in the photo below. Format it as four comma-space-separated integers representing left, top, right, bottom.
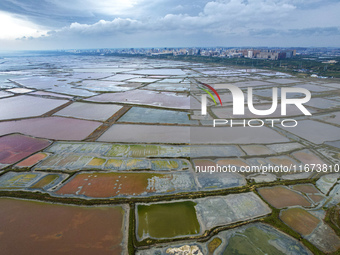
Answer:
0, 0, 339, 50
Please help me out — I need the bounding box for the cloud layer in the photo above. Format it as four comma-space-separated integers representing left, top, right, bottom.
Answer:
1, 0, 339, 49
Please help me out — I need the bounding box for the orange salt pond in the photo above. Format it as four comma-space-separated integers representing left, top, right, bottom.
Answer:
56, 172, 163, 198
15, 152, 49, 167
55, 172, 195, 198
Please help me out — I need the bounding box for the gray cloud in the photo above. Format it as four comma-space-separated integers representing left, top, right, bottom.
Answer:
27, 0, 297, 38
2, 0, 340, 49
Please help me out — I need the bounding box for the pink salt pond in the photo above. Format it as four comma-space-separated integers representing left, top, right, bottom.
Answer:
0, 95, 69, 120
98, 124, 289, 144
54, 102, 123, 121
0, 134, 51, 165
0, 117, 102, 141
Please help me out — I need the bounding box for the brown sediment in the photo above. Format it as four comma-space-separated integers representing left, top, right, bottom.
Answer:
292, 184, 320, 194
280, 208, 320, 235
258, 186, 311, 208
0, 198, 124, 255
309, 194, 325, 203
292, 150, 326, 165
267, 156, 297, 167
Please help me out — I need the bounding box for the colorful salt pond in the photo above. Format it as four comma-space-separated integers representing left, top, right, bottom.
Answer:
0, 95, 69, 120
117, 107, 195, 125
98, 124, 289, 144
305, 98, 340, 109
195, 193, 271, 229
282, 120, 340, 144
0, 198, 127, 255
292, 149, 326, 165
29, 174, 64, 189
195, 171, 246, 190
280, 208, 340, 253
0, 171, 67, 191
316, 112, 340, 126
102, 74, 140, 81
127, 77, 160, 83
126, 68, 186, 76
258, 186, 311, 208
193, 159, 246, 189
0, 90, 13, 98
189, 126, 289, 144
221, 225, 304, 255
98, 124, 190, 143
69, 72, 112, 80
34, 153, 189, 171
267, 142, 303, 153
54, 102, 123, 121
47, 86, 98, 97
137, 201, 201, 240
268, 78, 301, 84
241, 145, 274, 155
0, 172, 42, 189
29, 91, 73, 99
143, 82, 189, 92
1, 54, 340, 255
309, 194, 325, 203
11, 76, 80, 90
316, 173, 340, 194
0, 117, 102, 140
55, 172, 195, 198
307, 222, 340, 253
41, 141, 244, 159
266, 156, 299, 167
136, 193, 270, 240
86, 90, 191, 109
280, 208, 320, 235
0, 134, 51, 165
79, 80, 133, 92
6, 88, 33, 93
15, 152, 49, 168
136, 223, 312, 255
292, 184, 320, 194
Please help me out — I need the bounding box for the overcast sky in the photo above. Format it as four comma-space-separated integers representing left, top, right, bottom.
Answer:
0, 0, 339, 50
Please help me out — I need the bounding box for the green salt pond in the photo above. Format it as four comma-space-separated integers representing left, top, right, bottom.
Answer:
223, 226, 285, 255
137, 201, 201, 240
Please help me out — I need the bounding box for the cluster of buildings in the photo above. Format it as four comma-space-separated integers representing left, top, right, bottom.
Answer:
134, 48, 296, 60
65, 47, 297, 60
188, 48, 296, 60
